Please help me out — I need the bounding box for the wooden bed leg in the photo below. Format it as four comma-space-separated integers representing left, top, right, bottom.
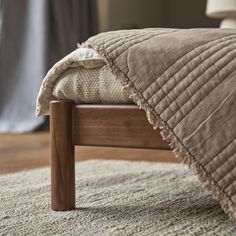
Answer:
50, 101, 75, 211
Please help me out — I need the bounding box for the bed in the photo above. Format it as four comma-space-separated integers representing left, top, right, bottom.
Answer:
37, 28, 236, 220
36, 45, 170, 210
46, 48, 170, 210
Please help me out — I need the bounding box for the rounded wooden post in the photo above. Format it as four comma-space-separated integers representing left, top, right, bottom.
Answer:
50, 101, 75, 210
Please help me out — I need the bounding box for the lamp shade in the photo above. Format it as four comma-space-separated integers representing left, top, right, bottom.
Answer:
206, 0, 236, 18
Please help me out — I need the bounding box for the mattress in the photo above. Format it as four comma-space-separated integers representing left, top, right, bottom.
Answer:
36, 47, 133, 115
53, 65, 132, 104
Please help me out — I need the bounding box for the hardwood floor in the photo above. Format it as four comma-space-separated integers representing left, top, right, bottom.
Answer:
0, 132, 178, 175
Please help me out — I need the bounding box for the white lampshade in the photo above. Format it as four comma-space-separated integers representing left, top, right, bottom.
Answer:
206, 0, 236, 18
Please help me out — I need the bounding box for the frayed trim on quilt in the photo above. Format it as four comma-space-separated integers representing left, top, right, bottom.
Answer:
82, 43, 236, 220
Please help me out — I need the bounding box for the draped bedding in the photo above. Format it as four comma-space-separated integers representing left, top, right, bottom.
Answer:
53, 64, 132, 105
36, 28, 236, 219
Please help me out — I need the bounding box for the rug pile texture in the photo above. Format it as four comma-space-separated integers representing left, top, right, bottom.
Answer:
0, 160, 236, 235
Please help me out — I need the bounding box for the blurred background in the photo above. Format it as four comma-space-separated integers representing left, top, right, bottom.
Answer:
0, 0, 235, 172
0, 0, 225, 133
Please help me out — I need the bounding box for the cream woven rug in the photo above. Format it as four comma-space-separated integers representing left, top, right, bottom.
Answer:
0, 160, 235, 235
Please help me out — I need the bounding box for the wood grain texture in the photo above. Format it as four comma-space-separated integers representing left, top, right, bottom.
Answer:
50, 101, 75, 210
73, 105, 170, 149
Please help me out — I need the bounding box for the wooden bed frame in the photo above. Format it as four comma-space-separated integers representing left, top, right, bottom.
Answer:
50, 100, 170, 211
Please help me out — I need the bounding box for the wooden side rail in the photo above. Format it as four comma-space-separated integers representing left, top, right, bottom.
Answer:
72, 104, 169, 149
50, 101, 170, 211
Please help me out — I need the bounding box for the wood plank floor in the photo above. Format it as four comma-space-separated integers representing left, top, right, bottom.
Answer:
0, 132, 178, 175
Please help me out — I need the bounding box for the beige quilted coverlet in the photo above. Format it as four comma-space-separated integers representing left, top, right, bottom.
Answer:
37, 28, 236, 219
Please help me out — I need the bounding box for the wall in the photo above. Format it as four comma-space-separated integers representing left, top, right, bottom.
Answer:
163, 0, 220, 28
97, 0, 220, 32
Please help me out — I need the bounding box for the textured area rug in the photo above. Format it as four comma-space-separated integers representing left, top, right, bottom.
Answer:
0, 160, 236, 235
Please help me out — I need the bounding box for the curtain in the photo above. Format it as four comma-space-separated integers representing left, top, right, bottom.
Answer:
0, 0, 97, 132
